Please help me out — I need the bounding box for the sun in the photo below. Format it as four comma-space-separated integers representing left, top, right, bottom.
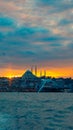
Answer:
6, 74, 14, 79
4, 68, 15, 78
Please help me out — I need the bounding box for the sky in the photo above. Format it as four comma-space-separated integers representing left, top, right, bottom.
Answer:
0, 0, 73, 78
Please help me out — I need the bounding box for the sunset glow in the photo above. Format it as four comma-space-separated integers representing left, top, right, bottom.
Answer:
0, 0, 73, 78
0, 67, 73, 78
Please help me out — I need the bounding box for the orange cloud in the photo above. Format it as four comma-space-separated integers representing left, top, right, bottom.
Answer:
0, 1, 22, 13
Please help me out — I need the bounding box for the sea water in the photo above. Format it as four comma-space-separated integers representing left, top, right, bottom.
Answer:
0, 93, 73, 130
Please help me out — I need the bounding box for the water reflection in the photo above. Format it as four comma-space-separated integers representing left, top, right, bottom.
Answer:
0, 93, 73, 130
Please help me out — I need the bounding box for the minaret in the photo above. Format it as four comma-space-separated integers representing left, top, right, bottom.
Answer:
40, 70, 42, 77
44, 70, 46, 77
35, 66, 37, 76
31, 66, 33, 74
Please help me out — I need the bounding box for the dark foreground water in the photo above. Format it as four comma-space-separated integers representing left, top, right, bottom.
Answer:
0, 93, 73, 130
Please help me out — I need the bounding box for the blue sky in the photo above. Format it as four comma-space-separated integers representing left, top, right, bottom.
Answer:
0, 0, 73, 77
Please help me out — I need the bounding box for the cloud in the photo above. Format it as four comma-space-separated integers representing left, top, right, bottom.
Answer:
0, 0, 73, 70
0, 16, 15, 26
37, 0, 73, 9
59, 18, 73, 25
0, 32, 4, 40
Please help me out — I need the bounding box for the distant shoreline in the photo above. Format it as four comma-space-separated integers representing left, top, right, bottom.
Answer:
0, 70, 73, 92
